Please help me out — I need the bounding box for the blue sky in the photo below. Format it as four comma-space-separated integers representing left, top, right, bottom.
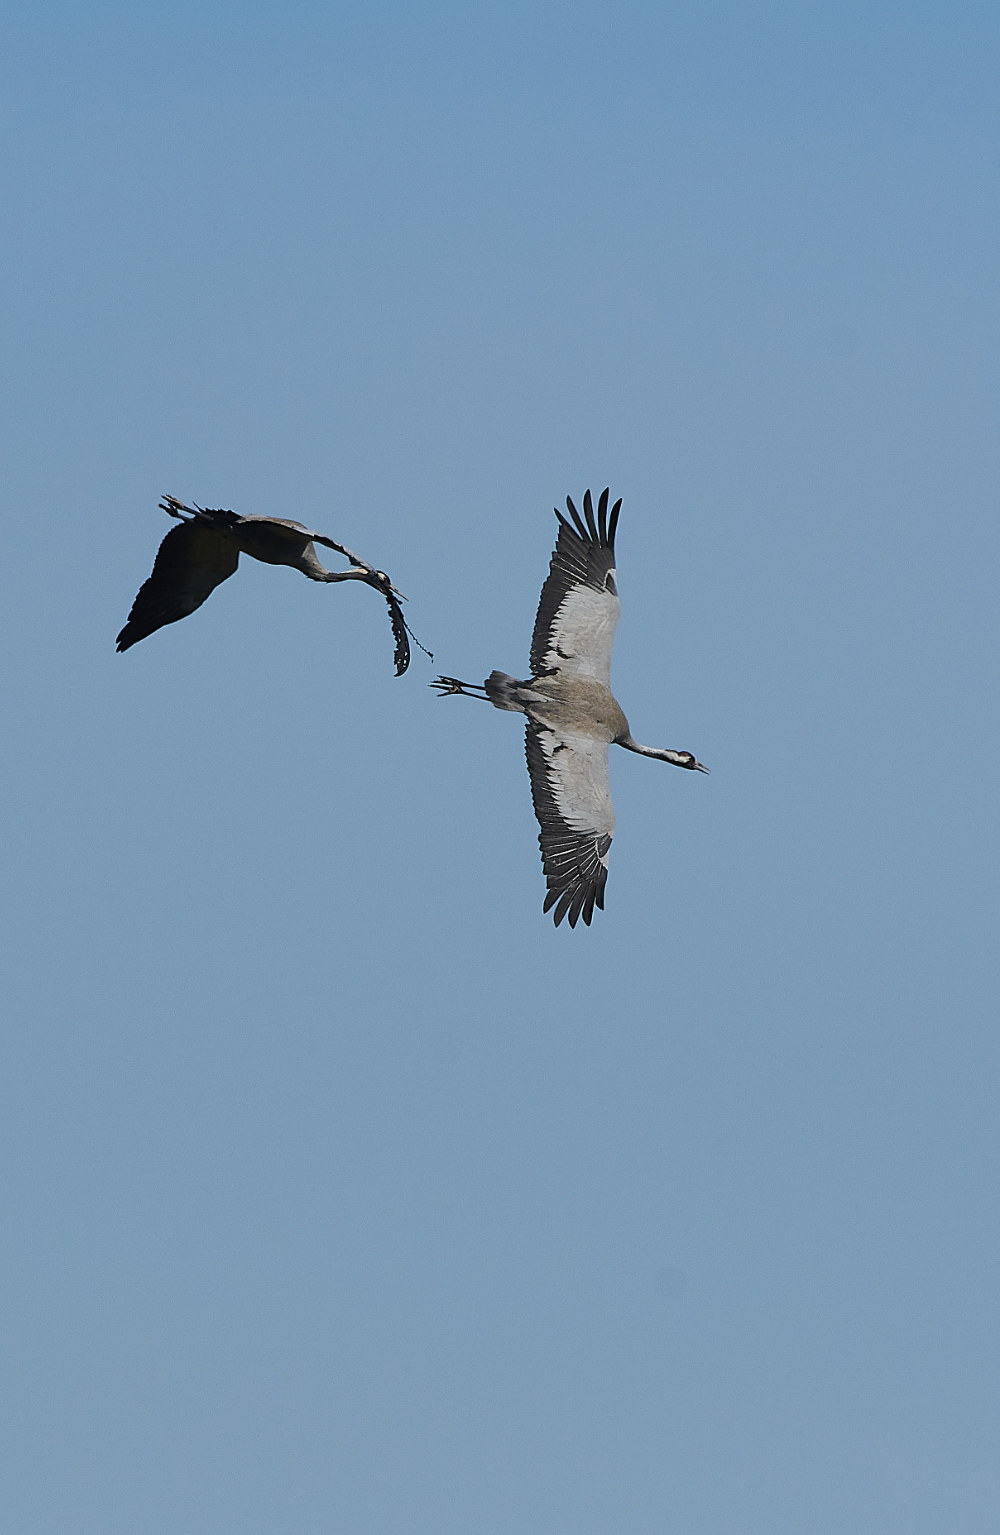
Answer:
2, 4, 999, 1531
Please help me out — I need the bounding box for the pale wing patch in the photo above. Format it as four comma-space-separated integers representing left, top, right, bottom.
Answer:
525, 722, 616, 928
539, 583, 620, 686
541, 727, 616, 837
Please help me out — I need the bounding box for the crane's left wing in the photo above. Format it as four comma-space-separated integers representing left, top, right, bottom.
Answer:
530, 488, 622, 686
116, 521, 240, 651
525, 720, 615, 928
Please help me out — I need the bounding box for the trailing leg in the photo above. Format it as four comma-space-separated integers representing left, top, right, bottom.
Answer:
431, 676, 491, 700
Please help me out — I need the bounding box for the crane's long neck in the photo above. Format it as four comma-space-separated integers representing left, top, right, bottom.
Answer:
317, 567, 372, 583
618, 734, 693, 767
316, 564, 401, 596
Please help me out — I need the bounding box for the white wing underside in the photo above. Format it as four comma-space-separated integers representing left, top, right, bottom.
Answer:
539, 727, 616, 838
537, 585, 620, 686
525, 719, 616, 928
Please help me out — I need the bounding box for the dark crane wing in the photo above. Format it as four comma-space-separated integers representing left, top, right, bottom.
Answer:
382, 591, 410, 677
530, 488, 622, 685
116, 521, 239, 651
525, 719, 616, 928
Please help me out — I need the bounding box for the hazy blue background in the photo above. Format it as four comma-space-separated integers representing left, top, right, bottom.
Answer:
2, 4, 998, 1531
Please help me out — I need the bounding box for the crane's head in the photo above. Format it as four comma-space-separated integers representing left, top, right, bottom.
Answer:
368, 569, 406, 599
616, 735, 710, 771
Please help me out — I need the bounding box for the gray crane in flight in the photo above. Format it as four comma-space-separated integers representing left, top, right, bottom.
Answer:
117, 495, 413, 674
433, 489, 708, 927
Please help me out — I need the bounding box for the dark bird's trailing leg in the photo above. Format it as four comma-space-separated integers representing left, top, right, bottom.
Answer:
431, 676, 492, 700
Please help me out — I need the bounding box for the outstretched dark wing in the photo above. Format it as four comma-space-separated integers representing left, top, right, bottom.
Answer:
525, 719, 615, 928
530, 488, 622, 685
116, 522, 239, 651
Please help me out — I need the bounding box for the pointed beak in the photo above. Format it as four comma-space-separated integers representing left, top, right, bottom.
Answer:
693, 761, 710, 773
370, 571, 407, 600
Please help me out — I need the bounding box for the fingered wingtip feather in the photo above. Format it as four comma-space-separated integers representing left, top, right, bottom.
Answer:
565, 495, 588, 542
608, 497, 621, 548
559, 489, 617, 547
582, 489, 599, 543
597, 488, 609, 543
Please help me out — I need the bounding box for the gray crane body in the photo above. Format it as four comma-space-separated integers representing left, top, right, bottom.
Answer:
433, 489, 707, 927
194, 512, 389, 587
485, 671, 630, 744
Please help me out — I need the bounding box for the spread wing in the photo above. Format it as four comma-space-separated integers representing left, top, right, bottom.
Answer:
530, 488, 622, 685
116, 522, 240, 651
525, 720, 615, 928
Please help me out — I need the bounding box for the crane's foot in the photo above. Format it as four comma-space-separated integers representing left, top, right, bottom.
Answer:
160, 494, 197, 520
431, 675, 490, 699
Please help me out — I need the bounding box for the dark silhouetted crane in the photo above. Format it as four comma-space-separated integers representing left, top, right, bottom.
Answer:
117, 495, 411, 674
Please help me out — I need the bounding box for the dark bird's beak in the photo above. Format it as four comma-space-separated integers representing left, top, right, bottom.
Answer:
370, 570, 407, 600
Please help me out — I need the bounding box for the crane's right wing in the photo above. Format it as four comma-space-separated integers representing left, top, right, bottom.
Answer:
382, 590, 411, 676
530, 488, 622, 686
116, 522, 240, 651
525, 720, 615, 928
